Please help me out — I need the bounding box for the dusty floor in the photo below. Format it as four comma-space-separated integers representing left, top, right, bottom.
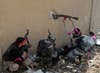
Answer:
0, 46, 100, 73
86, 47, 100, 73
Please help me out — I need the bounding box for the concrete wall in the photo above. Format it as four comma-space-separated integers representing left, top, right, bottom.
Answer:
91, 0, 100, 35
0, 0, 91, 57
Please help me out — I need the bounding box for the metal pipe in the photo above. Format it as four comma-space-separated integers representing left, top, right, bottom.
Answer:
89, 0, 94, 32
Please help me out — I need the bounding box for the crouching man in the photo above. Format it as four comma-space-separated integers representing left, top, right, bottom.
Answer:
3, 37, 30, 72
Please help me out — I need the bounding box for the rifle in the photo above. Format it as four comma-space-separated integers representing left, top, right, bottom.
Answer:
24, 29, 31, 48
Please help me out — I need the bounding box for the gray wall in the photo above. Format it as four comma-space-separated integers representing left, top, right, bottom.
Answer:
91, 0, 100, 35
0, 0, 91, 59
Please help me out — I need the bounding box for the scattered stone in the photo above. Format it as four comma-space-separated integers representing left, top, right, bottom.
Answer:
95, 64, 99, 68
72, 69, 77, 73
63, 72, 67, 73
3, 47, 100, 73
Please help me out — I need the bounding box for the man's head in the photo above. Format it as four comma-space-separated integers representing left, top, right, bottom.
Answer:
16, 37, 27, 48
89, 31, 95, 36
72, 28, 82, 38
48, 33, 56, 42
89, 31, 96, 41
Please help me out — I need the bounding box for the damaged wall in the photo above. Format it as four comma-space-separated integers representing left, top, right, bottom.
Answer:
0, 0, 91, 58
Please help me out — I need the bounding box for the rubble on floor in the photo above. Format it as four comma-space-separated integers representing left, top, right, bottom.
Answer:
86, 48, 100, 73
1, 47, 100, 73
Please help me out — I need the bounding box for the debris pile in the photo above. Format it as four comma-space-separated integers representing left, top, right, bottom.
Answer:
2, 47, 100, 73
86, 48, 100, 73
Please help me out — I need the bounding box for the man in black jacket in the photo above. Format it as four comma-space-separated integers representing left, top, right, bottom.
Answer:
3, 37, 30, 72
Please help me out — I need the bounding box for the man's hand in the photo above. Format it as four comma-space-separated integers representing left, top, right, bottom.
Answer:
22, 51, 28, 59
